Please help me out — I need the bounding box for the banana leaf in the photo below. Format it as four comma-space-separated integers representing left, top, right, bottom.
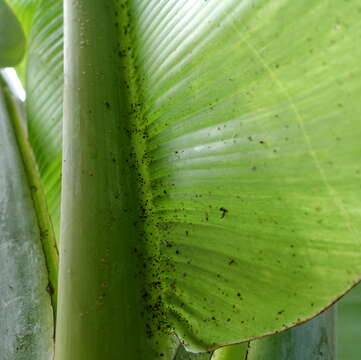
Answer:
0, 0, 25, 67
56, 0, 361, 357
247, 308, 335, 359
6, 0, 63, 237
5, 0, 361, 358
0, 78, 54, 359
336, 284, 361, 360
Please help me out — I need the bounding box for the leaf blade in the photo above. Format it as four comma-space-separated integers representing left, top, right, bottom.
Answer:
337, 284, 361, 359
24, 0, 63, 238
0, 0, 25, 67
0, 79, 54, 359
246, 308, 335, 359
125, 0, 361, 351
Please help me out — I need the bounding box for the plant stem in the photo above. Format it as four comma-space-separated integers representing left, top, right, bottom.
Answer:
55, 0, 174, 358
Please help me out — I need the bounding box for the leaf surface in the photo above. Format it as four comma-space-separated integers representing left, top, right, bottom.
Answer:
175, 345, 212, 360
212, 343, 248, 360
8, 0, 63, 237
5, 0, 41, 80
246, 308, 335, 359
336, 284, 361, 359
6, 0, 39, 37
12, 0, 361, 355
0, 81, 54, 359
0, 0, 25, 67
25, 0, 63, 237
122, 0, 361, 351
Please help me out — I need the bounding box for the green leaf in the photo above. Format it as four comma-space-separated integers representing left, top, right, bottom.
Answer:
174, 344, 212, 360
0, 79, 53, 358
0, 0, 25, 67
5, 0, 41, 81
247, 308, 335, 359
212, 344, 248, 360
9, 0, 63, 237
129, 0, 361, 351
25, 0, 63, 238
5, 0, 39, 37
20, 0, 361, 357
337, 284, 361, 359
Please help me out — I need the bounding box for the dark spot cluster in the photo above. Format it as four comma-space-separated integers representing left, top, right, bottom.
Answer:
219, 207, 228, 218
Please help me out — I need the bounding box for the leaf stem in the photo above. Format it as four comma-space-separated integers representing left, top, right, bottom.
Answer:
55, 1, 174, 358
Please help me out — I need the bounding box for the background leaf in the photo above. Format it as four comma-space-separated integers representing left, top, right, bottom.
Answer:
0, 79, 53, 359
212, 343, 248, 360
5, 0, 40, 81
246, 308, 335, 359
5, 0, 39, 36
336, 284, 361, 359
25, 0, 63, 237
0, 0, 25, 67
7, 0, 63, 238
174, 344, 212, 360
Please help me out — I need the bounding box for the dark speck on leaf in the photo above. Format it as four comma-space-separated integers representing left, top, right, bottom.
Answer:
105, 102, 110, 109
228, 259, 235, 265
220, 207, 228, 218
46, 282, 54, 295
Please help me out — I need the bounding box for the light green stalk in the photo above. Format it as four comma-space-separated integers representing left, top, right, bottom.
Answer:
55, 0, 174, 359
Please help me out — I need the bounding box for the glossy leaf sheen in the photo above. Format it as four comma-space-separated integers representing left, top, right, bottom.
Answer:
0, 84, 53, 359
